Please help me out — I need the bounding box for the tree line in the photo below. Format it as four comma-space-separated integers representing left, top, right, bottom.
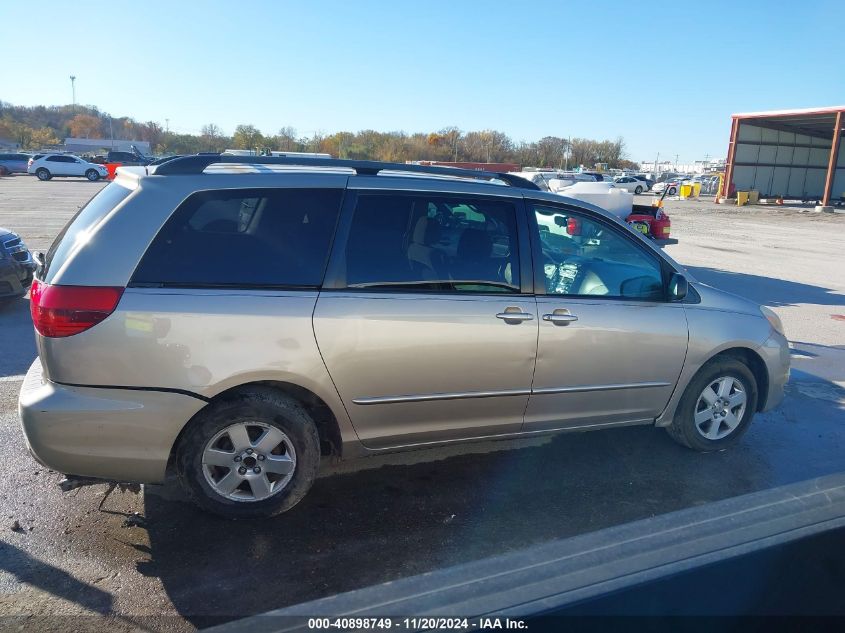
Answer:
0, 101, 637, 170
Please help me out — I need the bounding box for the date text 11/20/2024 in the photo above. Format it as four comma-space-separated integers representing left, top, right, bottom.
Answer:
307, 617, 528, 630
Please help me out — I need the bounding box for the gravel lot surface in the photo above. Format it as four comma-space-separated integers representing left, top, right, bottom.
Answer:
0, 176, 843, 631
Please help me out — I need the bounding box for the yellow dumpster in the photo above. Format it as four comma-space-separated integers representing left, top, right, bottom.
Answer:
692, 182, 701, 198
749, 190, 759, 204
737, 191, 749, 206
679, 184, 693, 198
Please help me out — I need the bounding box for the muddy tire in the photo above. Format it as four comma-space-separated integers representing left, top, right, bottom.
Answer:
667, 357, 758, 452
176, 386, 320, 518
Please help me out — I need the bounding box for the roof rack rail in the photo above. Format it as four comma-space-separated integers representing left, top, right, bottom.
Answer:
151, 154, 540, 190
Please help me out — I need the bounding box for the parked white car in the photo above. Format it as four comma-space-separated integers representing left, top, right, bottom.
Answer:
652, 178, 691, 196
28, 154, 108, 181
613, 176, 648, 194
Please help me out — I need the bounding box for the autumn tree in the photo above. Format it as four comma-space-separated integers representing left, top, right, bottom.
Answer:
28, 128, 61, 149
200, 123, 226, 151
276, 126, 298, 151
68, 114, 102, 138
232, 124, 265, 150
439, 127, 462, 161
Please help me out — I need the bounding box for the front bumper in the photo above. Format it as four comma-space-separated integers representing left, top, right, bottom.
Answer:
0, 256, 35, 298
758, 331, 790, 411
18, 358, 206, 483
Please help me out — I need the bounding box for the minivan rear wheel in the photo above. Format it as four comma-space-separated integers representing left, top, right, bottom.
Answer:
36, 168, 51, 181
667, 358, 758, 451
176, 387, 320, 518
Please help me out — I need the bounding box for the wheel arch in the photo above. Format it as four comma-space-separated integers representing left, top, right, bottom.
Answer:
167, 380, 345, 477
706, 347, 768, 411
656, 344, 770, 428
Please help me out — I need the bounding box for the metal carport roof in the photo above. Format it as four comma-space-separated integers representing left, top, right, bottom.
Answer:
722, 106, 845, 205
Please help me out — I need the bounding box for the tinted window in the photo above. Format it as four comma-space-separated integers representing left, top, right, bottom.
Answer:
44, 183, 134, 281
344, 194, 520, 293
533, 205, 663, 300
132, 188, 342, 287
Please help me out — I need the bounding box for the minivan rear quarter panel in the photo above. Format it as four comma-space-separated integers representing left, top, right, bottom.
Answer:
39, 288, 361, 449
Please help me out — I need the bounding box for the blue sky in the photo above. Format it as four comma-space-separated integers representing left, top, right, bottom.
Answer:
1, 0, 843, 162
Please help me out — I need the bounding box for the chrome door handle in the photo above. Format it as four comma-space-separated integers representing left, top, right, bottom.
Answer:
496, 311, 534, 322
543, 313, 579, 325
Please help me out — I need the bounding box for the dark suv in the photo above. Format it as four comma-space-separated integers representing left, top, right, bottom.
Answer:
107, 151, 152, 166
0, 228, 35, 301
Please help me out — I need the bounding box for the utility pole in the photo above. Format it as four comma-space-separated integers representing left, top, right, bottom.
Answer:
165, 119, 170, 134
675, 154, 679, 171
108, 115, 114, 149
653, 151, 659, 178
69, 76, 76, 111
565, 137, 571, 171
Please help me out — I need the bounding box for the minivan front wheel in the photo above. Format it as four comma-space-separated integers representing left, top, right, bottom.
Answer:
667, 358, 758, 451
85, 169, 101, 181
176, 387, 320, 518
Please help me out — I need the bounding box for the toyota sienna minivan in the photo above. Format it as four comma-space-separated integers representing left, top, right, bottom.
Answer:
19, 156, 789, 518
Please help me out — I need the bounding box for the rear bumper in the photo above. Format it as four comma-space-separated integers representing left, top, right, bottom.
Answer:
18, 358, 206, 483
758, 331, 790, 412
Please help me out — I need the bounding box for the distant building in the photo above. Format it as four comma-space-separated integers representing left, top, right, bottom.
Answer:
0, 138, 21, 151
64, 138, 151, 155
639, 158, 726, 175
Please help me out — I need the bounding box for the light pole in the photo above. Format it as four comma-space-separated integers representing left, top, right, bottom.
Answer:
69, 75, 76, 111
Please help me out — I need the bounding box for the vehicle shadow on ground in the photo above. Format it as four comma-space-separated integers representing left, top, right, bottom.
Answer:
685, 266, 845, 308
140, 418, 828, 628
0, 298, 36, 378
0, 540, 112, 613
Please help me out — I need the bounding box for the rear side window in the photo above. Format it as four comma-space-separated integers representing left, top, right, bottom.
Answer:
343, 194, 520, 293
132, 188, 342, 288
43, 183, 134, 280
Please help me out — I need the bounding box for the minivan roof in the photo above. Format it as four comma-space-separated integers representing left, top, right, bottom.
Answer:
149, 155, 542, 191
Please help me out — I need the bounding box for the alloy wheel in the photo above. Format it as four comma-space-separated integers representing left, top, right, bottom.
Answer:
201, 422, 296, 502
693, 376, 747, 440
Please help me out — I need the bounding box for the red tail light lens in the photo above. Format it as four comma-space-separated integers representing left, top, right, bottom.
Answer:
30, 280, 124, 337
566, 217, 582, 236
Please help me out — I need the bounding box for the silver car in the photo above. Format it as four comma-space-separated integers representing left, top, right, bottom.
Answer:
19, 156, 790, 518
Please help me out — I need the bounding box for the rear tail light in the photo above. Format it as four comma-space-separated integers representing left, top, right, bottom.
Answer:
30, 280, 124, 337
566, 217, 582, 236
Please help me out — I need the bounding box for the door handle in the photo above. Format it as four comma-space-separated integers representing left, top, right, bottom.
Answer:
496, 310, 534, 322
543, 312, 579, 325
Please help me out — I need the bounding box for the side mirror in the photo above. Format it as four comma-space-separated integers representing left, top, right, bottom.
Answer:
669, 273, 688, 301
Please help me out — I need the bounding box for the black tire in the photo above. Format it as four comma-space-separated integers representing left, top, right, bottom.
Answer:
176, 386, 320, 518
36, 168, 51, 181
85, 169, 100, 181
634, 185, 643, 194
0, 166, 8, 177
666, 357, 758, 452
668, 186, 677, 195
